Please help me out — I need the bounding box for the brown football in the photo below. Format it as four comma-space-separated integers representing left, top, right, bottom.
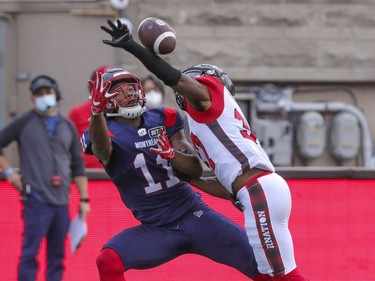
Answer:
137, 17, 176, 55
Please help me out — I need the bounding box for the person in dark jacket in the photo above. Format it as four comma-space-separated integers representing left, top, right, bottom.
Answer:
0, 74, 90, 281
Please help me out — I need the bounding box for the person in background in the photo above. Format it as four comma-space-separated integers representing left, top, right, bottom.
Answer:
68, 66, 111, 168
100, 19, 310, 281
0, 75, 90, 281
141, 75, 165, 109
141, 74, 193, 141
81, 68, 265, 281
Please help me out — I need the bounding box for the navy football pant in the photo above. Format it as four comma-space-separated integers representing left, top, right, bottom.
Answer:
104, 201, 259, 278
18, 195, 70, 281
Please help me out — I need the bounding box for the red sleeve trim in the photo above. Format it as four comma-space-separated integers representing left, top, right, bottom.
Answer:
185, 75, 224, 124
163, 107, 178, 128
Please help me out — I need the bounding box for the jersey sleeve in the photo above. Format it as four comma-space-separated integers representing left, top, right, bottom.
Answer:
0, 110, 33, 155
163, 107, 184, 138
186, 75, 225, 124
65, 119, 86, 176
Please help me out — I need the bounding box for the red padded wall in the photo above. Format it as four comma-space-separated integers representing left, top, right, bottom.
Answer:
0, 179, 374, 281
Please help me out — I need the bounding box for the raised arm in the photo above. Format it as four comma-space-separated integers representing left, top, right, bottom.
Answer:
88, 71, 117, 165
101, 19, 211, 111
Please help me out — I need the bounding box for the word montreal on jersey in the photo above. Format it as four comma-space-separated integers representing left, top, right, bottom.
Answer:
134, 126, 163, 148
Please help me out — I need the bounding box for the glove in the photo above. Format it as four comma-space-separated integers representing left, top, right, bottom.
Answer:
101, 19, 135, 50
149, 127, 175, 161
88, 71, 117, 115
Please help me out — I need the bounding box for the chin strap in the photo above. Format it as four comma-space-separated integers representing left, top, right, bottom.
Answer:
106, 105, 145, 119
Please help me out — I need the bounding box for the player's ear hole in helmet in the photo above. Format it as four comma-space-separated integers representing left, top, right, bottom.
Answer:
174, 64, 235, 111
103, 68, 146, 119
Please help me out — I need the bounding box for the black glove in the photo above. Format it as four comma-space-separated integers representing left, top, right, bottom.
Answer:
101, 19, 135, 50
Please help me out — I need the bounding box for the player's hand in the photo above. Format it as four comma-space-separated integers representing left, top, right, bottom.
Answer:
150, 127, 175, 161
89, 71, 116, 115
101, 19, 135, 50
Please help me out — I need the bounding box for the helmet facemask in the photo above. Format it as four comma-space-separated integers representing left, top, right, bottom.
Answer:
103, 69, 146, 119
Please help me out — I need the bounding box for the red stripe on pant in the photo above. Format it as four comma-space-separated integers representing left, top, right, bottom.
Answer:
247, 179, 285, 277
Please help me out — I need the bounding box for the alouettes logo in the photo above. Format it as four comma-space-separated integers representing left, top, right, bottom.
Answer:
257, 211, 275, 249
148, 126, 164, 138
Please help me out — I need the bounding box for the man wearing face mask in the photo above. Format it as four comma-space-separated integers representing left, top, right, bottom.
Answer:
0, 75, 90, 281
141, 75, 165, 109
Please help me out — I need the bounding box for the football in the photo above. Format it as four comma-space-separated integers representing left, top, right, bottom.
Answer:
137, 17, 176, 55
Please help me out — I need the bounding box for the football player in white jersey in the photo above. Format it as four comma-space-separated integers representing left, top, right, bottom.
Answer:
101, 19, 310, 281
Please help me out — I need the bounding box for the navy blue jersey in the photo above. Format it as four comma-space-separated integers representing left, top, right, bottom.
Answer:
82, 107, 201, 225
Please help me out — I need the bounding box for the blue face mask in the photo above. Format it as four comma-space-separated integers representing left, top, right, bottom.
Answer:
35, 95, 57, 112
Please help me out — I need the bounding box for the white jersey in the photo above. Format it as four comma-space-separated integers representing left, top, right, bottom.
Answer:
185, 75, 275, 193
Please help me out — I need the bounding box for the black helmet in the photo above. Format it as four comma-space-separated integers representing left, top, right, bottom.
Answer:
174, 64, 235, 111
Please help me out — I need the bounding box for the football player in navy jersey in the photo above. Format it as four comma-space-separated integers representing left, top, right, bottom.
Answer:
100, 20, 310, 281
80, 68, 268, 281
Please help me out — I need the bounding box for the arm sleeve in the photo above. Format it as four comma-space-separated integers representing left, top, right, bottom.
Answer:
126, 41, 182, 86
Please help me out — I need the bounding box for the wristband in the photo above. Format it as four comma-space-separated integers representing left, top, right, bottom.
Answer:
4, 167, 14, 177
80, 198, 90, 203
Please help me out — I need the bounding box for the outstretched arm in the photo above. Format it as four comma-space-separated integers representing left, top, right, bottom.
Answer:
101, 19, 211, 111
88, 71, 117, 165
